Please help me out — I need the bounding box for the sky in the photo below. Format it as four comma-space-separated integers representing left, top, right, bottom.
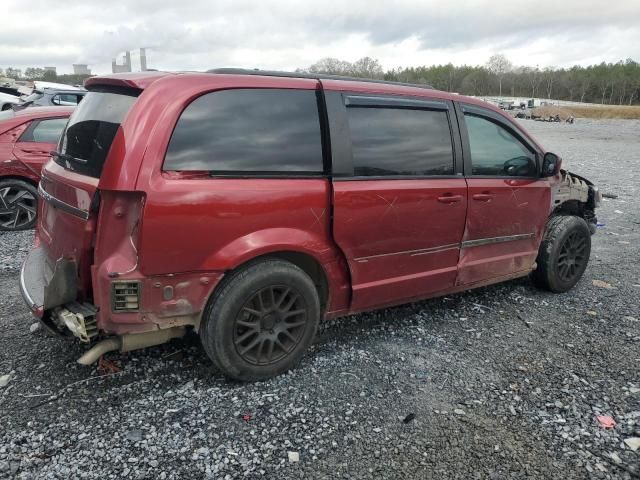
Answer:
1, 0, 640, 75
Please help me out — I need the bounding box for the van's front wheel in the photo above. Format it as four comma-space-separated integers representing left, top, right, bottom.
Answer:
200, 259, 320, 381
531, 215, 591, 293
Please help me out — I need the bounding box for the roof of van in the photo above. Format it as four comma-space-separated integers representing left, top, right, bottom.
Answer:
84, 69, 435, 92
83, 69, 501, 115
207, 68, 434, 89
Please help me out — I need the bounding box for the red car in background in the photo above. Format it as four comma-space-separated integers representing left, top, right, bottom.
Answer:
0, 107, 73, 231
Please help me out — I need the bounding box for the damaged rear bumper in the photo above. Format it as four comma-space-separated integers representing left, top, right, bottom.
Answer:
20, 246, 78, 319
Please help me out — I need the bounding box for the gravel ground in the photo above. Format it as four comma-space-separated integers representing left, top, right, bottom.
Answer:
1, 119, 639, 479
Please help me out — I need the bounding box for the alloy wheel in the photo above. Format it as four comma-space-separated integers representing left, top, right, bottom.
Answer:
557, 230, 587, 282
0, 185, 37, 230
233, 285, 308, 366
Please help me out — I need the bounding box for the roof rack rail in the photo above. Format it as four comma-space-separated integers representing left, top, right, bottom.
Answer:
207, 68, 433, 90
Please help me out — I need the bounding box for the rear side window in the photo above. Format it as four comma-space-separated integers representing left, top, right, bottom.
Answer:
347, 107, 454, 176
57, 91, 137, 178
164, 89, 324, 174
20, 118, 68, 143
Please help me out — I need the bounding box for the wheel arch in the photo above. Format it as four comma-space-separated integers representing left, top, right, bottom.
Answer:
0, 175, 39, 188
216, 250, 332, 314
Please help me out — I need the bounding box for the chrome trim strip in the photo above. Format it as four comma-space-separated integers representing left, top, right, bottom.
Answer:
38, 183, 90, 220
354, 243, 459, 262
19, 259, 37, 310
461, 233, 535, 248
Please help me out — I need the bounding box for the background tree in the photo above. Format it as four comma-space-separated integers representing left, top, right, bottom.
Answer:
4, 68, 22, 79
543, 67, 556, 99
522, 66, 541, 98
24, 67, 45, 80
308, 58, 353, 76
302, 57, 640, 104
486, 54, 512, 97
42, 70, 57, 81
351, 57, 384, 79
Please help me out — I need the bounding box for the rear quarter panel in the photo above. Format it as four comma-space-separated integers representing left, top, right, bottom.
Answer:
139, 176, 336, 274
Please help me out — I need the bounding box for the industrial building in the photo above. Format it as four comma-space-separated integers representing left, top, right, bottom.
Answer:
111, 48, 148, 73
73, 64, 91, 75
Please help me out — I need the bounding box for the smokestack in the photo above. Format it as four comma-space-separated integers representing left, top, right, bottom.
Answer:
124, 51, 132, 72
140, 48, 147, 72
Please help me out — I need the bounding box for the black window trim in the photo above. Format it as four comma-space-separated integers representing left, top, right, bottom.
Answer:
330, 92, 462, 180
456, 102, 542, 179
17, 117, 68, 143
162, 86, 330, 179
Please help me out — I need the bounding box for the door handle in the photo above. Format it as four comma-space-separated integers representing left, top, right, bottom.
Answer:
472, 193, 494, 202
20, 149, 49, 155
437, 194, 463, 204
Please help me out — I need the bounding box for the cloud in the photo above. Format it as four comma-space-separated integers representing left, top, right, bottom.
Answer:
1, 0, 639, 74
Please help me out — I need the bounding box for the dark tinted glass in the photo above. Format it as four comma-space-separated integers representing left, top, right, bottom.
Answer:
464, 114, 536, 176
57, 91, 137, 178
347, 107, 454, 176
164, 89, 323, 173
21, 118, 68, 143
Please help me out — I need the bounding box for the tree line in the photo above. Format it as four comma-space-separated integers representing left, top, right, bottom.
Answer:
0, 67, 91, 88
304, 55, 640, 105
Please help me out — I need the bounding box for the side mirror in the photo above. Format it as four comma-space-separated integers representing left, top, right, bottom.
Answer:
541, 152, 562, 177
51, 96, 60, 105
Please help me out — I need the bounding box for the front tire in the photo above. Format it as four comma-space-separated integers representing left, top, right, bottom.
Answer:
200, 259, 320, 381
531, 216, 591, 292
0, 179, 38, 231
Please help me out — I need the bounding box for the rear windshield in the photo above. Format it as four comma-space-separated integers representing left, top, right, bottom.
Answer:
56, 90, 137, 178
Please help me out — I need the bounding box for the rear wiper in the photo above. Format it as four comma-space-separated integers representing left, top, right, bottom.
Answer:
50, 150, 88, 164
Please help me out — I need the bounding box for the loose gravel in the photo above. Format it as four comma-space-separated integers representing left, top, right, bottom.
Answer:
1, 119, 639, 479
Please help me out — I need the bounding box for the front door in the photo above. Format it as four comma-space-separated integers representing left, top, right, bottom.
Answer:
456, 104, 550, 286
327, 91, 468, 312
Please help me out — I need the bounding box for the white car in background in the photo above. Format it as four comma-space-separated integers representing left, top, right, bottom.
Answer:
0, 92, 22, 111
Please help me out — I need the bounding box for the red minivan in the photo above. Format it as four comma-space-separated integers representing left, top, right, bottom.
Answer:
20, 70, 600, 380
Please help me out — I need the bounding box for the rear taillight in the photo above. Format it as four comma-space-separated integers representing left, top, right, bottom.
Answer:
111, 280, 141, 311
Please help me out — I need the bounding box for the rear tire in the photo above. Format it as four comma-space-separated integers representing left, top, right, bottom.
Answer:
200, 259, 320, 381
0, 179, 38, 231
531, 216, 591, 292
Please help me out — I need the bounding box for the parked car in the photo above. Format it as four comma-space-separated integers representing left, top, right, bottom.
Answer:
13, 85, 86, 110
20, 70, 601, 380
0, 91, 22, 111
0, 107, 73, 230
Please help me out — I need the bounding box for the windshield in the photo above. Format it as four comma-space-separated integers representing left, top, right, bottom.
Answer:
56, 90, 138, 178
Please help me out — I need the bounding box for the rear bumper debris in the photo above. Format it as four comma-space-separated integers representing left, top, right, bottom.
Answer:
21, 247, 79, 320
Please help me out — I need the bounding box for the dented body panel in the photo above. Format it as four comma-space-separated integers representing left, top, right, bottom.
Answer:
552, 169, 592, 207
20, 71, 599, 353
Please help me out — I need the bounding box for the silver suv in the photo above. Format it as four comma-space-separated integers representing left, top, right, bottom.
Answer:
13, 87, 86, 110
